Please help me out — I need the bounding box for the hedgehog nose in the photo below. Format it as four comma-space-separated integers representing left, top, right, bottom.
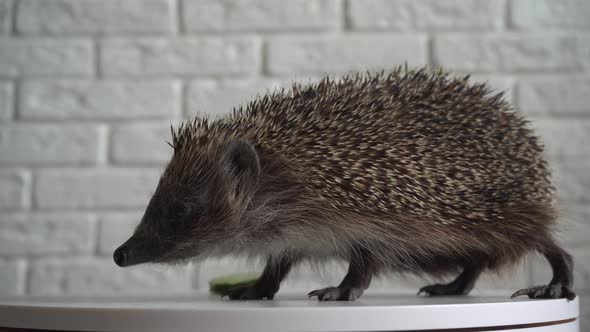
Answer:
113, 246, 128, 267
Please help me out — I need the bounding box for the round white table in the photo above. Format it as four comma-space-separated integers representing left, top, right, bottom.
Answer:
0, 293, 580, 332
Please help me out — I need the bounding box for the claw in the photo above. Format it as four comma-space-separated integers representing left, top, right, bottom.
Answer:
510, 288, 532, 299
307, 290, 320, 298
308, 286, 364, 301
416, 285, 433, 296
511, 284, 576, 300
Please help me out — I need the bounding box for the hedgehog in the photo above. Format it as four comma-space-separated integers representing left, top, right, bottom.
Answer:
113, 66, 575, 301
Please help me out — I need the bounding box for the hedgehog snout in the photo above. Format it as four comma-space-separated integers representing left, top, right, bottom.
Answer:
113, 246, 128, 267
113, 233, 166, 267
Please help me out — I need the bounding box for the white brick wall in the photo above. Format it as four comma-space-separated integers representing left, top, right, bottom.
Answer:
432, 34, 581, 72
35, 169, 161, 209
0, 0, 588, 317
182, 0, 342, 32
110, 123, 173, 164
20, 80, 181, 120
510, 0, 590, 29
17, 0, 176, 35
0, 38, 93, 77
266, 34, 427, 74
0, 124, 102, 164
0, 213, 95, 255
100, 37, 261, 76
349, 0, 505, 30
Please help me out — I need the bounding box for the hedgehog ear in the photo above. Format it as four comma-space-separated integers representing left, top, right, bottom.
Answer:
223, 140, 261, 189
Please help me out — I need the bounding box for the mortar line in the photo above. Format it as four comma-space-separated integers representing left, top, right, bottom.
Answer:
179, 79, 188, 120
23, 258, 32, 296
175, 0, 183, 34
10, 78, 18, 121
341, 0, 351, 32
23, 167, 33, 210
92, 213, 102, 257
503, 0, 512, 30
93, 38, 102, 79
426, 34, 435, 69
10, 0, 17, 35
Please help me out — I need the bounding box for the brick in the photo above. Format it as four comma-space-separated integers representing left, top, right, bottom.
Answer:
560, 204, 590, 247
511, 0, 590, 29
20, 80, 180, 120
35, 169, 160, 209
17, 0, 174, 35
531, 249, 590, 291
552, 163, 590, 203
267, 35, 427, 75
0, 38, 92, 77
186, 79, 283, 118
517, 77, 590, 115
182, 0, 340, 32
530, 119, 590, 161
0, 260, 25, 296
349, 0, 503, 30
97, 212, 142, 256
29, 258, 192, 295
0, 170, 29, 210
101, 37, 260, 77
0, 0, 11, 34
0, 82, 13, 120
0, 213, 95, 256
0, 124, 100, 165
433, 34, 581, 73
111, 123, 173, 164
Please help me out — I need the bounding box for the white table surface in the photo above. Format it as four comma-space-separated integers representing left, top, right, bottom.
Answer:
0, 293, 580, 332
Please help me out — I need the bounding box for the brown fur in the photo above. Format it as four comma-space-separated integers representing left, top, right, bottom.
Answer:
170, 67, 555, 268
117, 66, 573, 299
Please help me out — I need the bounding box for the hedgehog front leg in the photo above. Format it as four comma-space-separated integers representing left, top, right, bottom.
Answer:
227, 253, 298, 300
308, 248, 374, 301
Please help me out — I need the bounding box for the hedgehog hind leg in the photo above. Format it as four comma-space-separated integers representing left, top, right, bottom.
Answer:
511, 239, 575, 300
417, 262, 484, 296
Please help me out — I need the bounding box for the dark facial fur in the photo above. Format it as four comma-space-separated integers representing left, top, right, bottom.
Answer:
114, 66, 574, 301
114, 139, 261, 267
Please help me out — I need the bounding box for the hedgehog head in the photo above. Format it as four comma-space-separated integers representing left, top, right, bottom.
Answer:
113, 120, 261, 267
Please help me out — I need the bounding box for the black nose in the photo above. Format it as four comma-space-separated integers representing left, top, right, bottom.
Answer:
113, 246, 128, 267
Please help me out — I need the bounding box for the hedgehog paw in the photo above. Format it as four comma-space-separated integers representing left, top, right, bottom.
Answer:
308, 286, 364, 301
511, 284, 576, 301
226, 285, 275, 300
417, 283, 466, 296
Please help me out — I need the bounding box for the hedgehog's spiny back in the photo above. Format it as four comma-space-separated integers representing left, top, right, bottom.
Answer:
175, 67, 552, 227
